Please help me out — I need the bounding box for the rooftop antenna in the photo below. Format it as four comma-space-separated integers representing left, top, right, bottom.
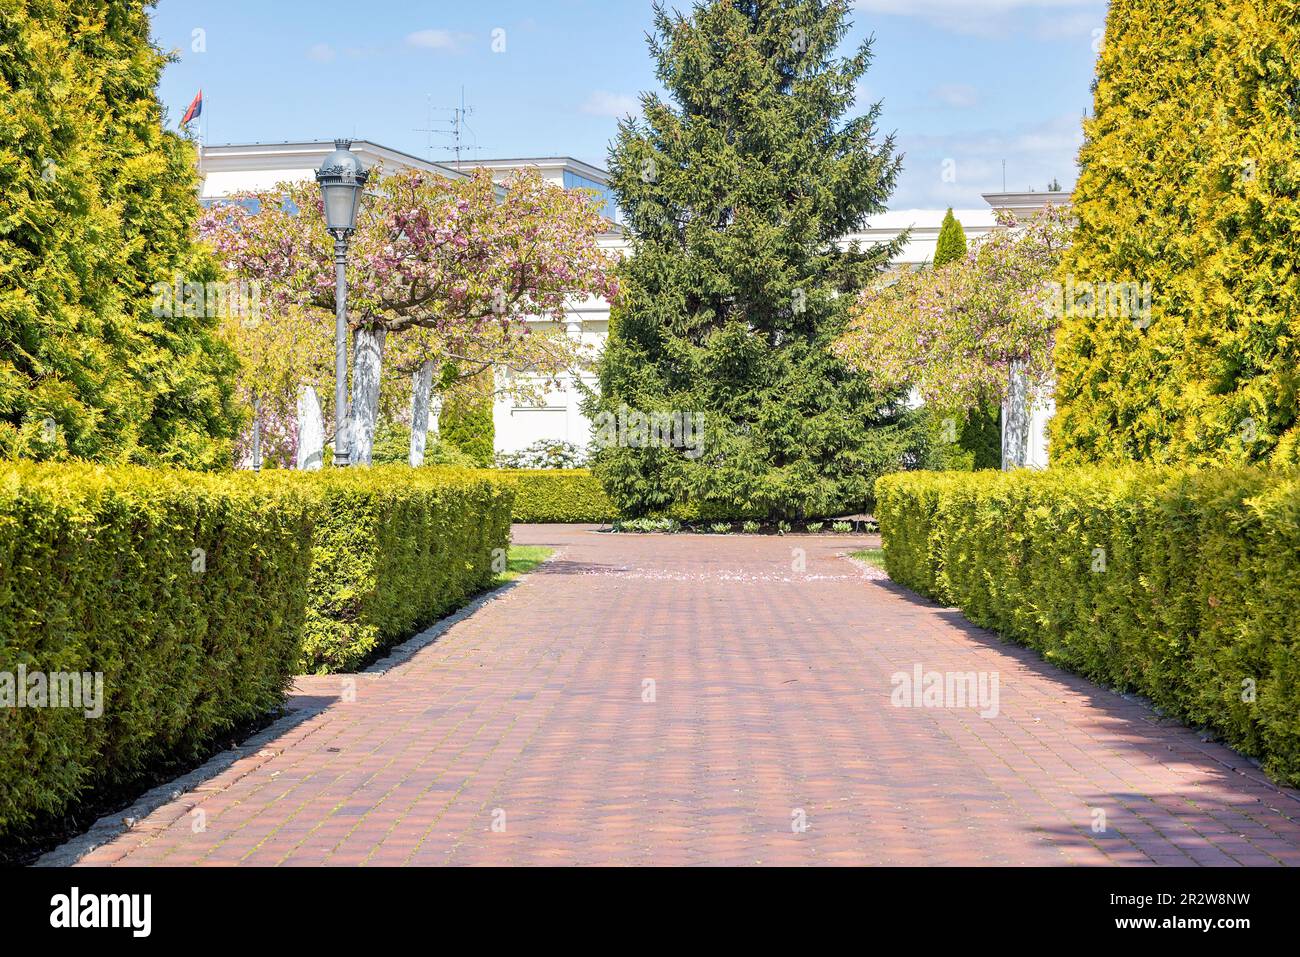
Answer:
414, 86, 484, 170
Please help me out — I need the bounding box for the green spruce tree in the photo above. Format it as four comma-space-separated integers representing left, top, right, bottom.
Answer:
932, 208, 967, 267
0, 0, 240, 467
592, 0, 922, 520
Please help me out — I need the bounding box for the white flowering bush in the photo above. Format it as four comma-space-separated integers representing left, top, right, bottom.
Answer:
495, 440, 589, 470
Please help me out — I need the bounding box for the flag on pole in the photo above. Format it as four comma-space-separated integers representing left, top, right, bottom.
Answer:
181, 90, 203, 127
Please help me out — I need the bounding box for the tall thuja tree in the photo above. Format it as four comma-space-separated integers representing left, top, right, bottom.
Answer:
933, 208, 967, 267
594, 0, 919, 520
1054, 0, 1300, 466
0, 0, 240, 467
437, 370, 496, 467
926, 207, 988, 469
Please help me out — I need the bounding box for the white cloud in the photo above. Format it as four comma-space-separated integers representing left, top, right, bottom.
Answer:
1035, 10, 1107, 39
307, 42, 336, 63
854, 0, 1104, 37
930, 83, 979, 109
406, 29, 460, 51
581, 91, 640, 118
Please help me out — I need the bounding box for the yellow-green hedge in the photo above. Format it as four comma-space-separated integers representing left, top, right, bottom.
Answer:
499, 469, 615, 523
0, 463, 315, 838
876, 467, 1300, 785
287, 467, 514, 674
0, 463, 514, 841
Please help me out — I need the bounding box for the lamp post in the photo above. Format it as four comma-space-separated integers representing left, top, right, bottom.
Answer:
315, 140, 370, 467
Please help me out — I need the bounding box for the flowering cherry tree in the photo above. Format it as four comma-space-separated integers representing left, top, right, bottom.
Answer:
835, 206, 1073, 467
200, 167, 619, 465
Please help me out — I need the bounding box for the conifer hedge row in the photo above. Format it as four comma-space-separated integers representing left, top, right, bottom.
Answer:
0, 464, 312, 837
501, 469, 616, 524
288, 468, 513, 674
875, 467, 1300, 785
0, 464, 512, 838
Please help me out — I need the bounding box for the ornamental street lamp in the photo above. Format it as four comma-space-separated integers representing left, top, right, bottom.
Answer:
315, 139, 370, 467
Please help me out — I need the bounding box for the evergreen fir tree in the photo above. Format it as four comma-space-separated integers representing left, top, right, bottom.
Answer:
592, 0, 922, 520
932, 208, 967, 267
0, 0, 240, 467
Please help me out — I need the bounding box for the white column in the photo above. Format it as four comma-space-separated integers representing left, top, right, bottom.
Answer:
296, 385, 326, 471
1001, 361, 1031, 471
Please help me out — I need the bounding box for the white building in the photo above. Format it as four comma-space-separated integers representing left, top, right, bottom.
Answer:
201, 140, 475, 196
198, 141, 1066, 468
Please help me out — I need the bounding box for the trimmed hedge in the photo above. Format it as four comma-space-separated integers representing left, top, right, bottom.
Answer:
497, 466, 861, 524
0, 463, 514, 841
0, 463, 314, 838
500, 469, 616, 524
287, 467, 514, 674
876, 467, 1300, 785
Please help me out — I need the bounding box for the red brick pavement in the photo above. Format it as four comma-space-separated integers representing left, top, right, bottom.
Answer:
73, 526, 1300, 866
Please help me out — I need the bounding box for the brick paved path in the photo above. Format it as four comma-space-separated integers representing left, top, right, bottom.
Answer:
75, 526, 1300, 866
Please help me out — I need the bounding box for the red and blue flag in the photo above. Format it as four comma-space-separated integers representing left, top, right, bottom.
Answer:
181, 90, 203, 127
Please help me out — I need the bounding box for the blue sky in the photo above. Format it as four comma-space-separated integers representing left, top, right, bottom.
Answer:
150, 0, 1108, 209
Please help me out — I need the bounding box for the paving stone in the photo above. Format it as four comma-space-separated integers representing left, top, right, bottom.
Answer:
73, 526, 1300, 867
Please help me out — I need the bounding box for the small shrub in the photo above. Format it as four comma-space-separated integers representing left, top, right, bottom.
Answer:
709, 522, 732, 534
742, 520, 761, 534
832, 521, 853, 534
438, 382, 495, 467
777, 521, 791, 536
806, 522, 825, 534
371, 421, 478, 468
616, 516, 679, 534
933, 208, 968, 268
